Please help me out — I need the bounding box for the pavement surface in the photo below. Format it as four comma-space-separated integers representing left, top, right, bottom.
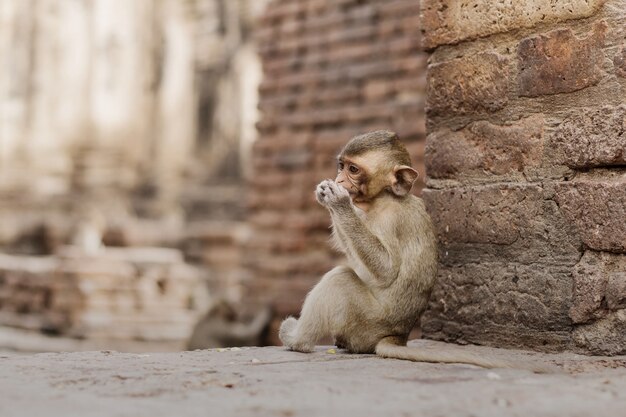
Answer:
1, 339, 626, 417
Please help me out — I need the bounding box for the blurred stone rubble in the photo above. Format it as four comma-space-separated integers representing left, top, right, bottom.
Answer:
0, 0, 268, 351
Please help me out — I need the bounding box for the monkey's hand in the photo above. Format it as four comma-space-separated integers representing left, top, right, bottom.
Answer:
316, 180, 351, 210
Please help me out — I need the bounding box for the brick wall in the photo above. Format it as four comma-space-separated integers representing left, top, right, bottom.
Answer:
421, 0, 626, 354
248, 0, 428, 341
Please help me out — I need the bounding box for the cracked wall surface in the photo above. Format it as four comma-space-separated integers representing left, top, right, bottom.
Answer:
421, 0, 626, 354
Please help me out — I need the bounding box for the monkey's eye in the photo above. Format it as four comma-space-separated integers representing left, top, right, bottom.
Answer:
338, 162, 344, 170
349, 165, 359, 174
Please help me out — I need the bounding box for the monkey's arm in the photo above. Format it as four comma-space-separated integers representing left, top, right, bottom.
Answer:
332, 206, 399, 283
317, 180, 398, 284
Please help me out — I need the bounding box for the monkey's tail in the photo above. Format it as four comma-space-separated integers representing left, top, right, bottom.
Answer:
374, 337, 561, 374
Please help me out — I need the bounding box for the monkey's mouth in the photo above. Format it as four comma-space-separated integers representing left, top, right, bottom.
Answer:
337, 183, 357, 196
348, 190, 362, 200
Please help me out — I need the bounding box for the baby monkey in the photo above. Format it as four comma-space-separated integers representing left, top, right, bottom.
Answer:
279, 131, 554, 372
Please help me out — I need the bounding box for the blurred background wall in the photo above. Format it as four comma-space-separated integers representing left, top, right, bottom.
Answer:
0, 0, 264, 221
245, 0, 427, 343
0, 0, 270, 351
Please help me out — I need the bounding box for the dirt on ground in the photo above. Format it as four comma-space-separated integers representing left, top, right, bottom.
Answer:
1, 339, 626, 417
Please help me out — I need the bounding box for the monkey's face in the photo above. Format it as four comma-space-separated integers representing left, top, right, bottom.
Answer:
335, 152, 386, 202
336, 150, 418, 202
335, 157, 364, 197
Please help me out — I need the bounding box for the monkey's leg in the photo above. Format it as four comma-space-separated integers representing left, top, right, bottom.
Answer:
279, 266, 371, 353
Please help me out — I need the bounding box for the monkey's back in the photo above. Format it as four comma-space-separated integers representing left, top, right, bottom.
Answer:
376, 195, 438, 335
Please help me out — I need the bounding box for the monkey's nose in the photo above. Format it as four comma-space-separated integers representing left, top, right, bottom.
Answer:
337, 182, 355, 194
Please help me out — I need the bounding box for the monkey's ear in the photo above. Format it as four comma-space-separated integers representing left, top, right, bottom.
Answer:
391, 165, 419, 196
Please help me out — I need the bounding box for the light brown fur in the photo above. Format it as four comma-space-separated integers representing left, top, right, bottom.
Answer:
279, 131, 557, 373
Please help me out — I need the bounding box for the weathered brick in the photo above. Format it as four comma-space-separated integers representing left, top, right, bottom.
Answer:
517, 22, 607, 97
325, 43, 376, 64
551, 105, 626, 168
607, 273, 626, 311
420, 0, 606, 49
427, 52, 509, 118
572, 310, 626, 355
328, 25, 376, 44
555, 174, 626, 253
379, 0, 419, 19
263, 2, 305, 21
614, 46, 626, 78
570, 251, 626, 324
423, 184, 582, 266
422, 262, 573, 351
426, 115, 544, 181
274, 149, 312, 170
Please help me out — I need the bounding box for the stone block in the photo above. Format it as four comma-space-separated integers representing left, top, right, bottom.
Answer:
427, 52, 509, 118
572, 310, 626, 355
517, 22, 607, 97
426, 115, 544, 181
570, 251, 626, 323
551, 105, 626, 168
422, 262, 574, 351
420, 0, 606, 49
554, 174, 626, 253
422, 184, 582, 266
607, 274, 626, 311
0, 249, 204, 340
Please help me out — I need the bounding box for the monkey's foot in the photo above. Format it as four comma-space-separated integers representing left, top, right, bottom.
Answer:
278, 316, 298, 348
334, 336, 347, 350
279, 317, 314, 353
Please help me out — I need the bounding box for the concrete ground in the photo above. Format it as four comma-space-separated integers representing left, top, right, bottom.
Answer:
2, 340, 626, 417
